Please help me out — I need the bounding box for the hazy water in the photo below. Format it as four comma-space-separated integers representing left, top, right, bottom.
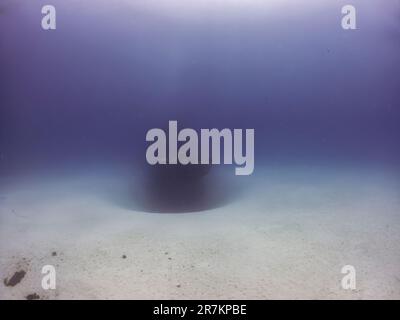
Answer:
0, 0, 399, 176
1, 2, 400, 300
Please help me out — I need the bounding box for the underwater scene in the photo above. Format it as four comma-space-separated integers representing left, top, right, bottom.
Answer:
0, 0, 399, 299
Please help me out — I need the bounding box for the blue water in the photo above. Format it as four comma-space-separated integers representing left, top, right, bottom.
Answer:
0, 0, 399, 175
1, 1, 400, 299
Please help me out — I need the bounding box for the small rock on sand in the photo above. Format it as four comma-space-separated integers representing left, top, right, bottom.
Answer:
4, 270, 26, 287
26, 293, 40, 300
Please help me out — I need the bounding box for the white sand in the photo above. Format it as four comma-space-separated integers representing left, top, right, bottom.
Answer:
1, 164, 399, 299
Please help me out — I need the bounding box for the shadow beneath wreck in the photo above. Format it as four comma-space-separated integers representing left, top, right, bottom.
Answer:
115, 164, 240, 213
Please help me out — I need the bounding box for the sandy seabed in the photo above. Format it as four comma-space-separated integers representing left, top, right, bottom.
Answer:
0, 164, 399, 299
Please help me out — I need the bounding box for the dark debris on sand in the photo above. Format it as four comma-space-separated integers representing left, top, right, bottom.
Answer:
4, 270, 26, 287
26, 293, 40, 300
